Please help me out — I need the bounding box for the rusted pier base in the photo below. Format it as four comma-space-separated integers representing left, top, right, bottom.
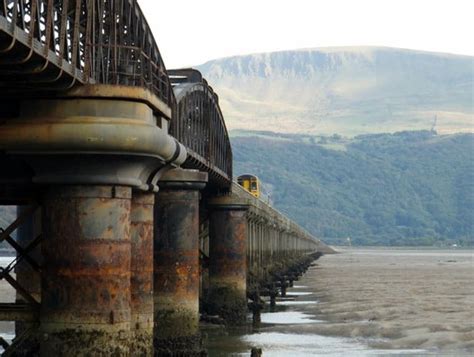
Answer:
130, 192, 154, 355
207, 197, 249, 324
40, 186, 132, 356
154, 169, 207, 355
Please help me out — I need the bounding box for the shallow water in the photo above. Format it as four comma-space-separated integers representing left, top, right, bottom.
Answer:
205, 296, 434, 357
285, 291, 313, 296
205, 249, 474, 356
240, 332, 429, 357
260, 311, 321, 325
1, 250, 472, 355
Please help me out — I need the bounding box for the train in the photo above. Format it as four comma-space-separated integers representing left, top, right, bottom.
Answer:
237, 174, 260, 198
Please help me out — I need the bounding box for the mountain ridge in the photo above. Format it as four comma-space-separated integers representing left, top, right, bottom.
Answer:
199, 46, 473, 73
197, 46, 473, 137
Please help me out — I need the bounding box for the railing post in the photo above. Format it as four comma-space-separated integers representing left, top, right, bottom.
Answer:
207, 195, 249, 324
40, 185, 132, 355
153, 169, 207, 355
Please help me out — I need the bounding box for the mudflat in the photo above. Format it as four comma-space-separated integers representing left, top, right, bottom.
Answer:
292, 248, 474, 354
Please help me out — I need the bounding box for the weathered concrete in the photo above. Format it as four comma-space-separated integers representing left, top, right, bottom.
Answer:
40, 185, 132, 356
207, 195, 249, 325
153, 169, 207, 356
130, 192, 154, 356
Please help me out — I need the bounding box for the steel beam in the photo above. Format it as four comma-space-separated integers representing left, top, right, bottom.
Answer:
0, 303, 37, 323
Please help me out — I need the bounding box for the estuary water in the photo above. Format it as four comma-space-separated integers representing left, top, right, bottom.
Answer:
204, 248, 474, 356
1, 250, 473, 355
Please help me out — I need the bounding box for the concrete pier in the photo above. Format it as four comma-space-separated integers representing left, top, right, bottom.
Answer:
207, 197, 249, 324
40, 186, 132, 356
153, 169, 207, 355
130, 192, 155, 355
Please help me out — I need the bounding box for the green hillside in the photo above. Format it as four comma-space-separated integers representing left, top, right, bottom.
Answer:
232, 130, 474, 246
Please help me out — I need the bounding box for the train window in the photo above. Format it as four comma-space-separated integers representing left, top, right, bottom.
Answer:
251, 181, 257, 190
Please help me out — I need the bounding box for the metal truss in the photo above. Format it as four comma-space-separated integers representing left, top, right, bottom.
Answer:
0, 0, 173, 105
169, 69, 233, 188
0, 204, 41, 353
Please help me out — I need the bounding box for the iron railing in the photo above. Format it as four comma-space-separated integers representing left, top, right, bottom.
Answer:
169, 69, 233, 187
0, 0, 173, 105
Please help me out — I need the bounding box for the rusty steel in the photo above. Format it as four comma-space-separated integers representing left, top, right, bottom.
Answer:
0, 0, 173, 106
153, 169, 207, 354
40, 185, 132, 355
0, 303, 37, 323
0, 4, 234, 194
207, 206, 248, 324
130, 191, 154, 355
0, 90, 186, 192
169, 69, 233, 187
209, 183, 330, 306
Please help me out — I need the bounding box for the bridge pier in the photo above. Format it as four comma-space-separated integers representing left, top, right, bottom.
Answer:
130, 192, 155, 355
39, 185, 132, 356
153, 169, 207, 355
207, 197, 249, 324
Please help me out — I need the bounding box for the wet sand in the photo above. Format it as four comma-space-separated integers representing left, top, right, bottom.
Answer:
287, 248, 474, 354
205, 248, 473, 356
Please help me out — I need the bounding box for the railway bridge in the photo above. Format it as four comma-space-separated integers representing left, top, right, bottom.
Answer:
0, 1, 332, 355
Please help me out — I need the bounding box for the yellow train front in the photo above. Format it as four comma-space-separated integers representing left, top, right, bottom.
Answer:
237, 174, 260, 198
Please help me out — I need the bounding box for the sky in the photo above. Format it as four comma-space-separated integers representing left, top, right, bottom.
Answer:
139, 0, 474, 69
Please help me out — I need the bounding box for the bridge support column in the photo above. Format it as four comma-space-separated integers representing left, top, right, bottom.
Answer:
153, 169, 207, 355
207, 197, 249, 324
40, 185, 132, 356
130, 192, 154, 355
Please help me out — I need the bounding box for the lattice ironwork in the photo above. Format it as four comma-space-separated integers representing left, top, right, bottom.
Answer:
169, 69, 233, 187
0, 205, 41, 303
0, 0, 173, 105
0, 205, 41, 353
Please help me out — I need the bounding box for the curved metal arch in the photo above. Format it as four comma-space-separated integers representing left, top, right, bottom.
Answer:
169, 69, 233, 188
0, 0, 173, 108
